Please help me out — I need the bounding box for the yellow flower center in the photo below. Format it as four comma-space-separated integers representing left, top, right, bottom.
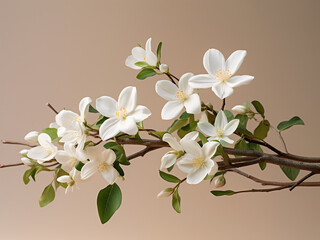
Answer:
116, 108, 128, 119
175, 90, 188, 103
192, 157, 205, 168
215, 128, 224, 138
215, 69, 232, 83
75, 116, 82, 123
97, 162, 109, 172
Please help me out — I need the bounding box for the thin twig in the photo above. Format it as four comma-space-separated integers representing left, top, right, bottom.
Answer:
2, 140, 35, 148
127, 146, 161, 161
0, 163, 24, 168
221, 98, 226, 110
46, 103, 59, 114
289, 172, 315, 191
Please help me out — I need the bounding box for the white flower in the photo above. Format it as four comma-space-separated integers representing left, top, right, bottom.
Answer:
57, 169, 81, 194
81, 147, 120, 184
125, 38, 157, 69
55, 97, 92, 150
24, 131, 39, 145
157, 188, 174, 198
27, 133, 58, 164
198, 111, 239, 146
160, 131, 198, 170
177, 139, 219, 184
159, 64, 169, 73
155, 73, 201, 120
96, 86, 151, 140
232, 105, 249, 115
189, 49, 254, 99
55, 143, 88, 172
19, 149, 29, 156
49, 122, 59, 128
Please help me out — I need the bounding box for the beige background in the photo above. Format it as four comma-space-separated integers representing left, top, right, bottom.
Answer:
1, 0, 320, 239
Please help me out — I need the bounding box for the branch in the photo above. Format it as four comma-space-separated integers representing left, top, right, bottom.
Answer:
2, 140, 35, 148
0, 163, 24, 168
127, 146, 161, 161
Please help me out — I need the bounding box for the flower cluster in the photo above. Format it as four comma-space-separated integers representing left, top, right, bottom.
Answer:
19, 37, 309, 225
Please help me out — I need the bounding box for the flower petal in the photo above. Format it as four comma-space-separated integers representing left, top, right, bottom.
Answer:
38, 133, 52, 146
221, 137, 234, 145
160, 152, 178, 170
209, 161, 219, 175
180, 138, 202, 157
202, 141, 219, 159
163, 133, 183, 151
181, 131, 199, 142
100, 166, 119, 185
189, 74, 214, 89
96, 96, 117, 118
55, 150, 72, 165
203, 49, 226, 76
125, 55, 141, 70
223, 119, 240, 136
145, 38, 157, 66
119, 117, 138, 135
101, 149, 116, 165
118, 86, 137, 113
215, 111, 228, 130
129, 105, 151, 122
81, 161, 99, 180
178, 72, 194, 93
227, 75, 254, 87
155, 80, 178, 101
212, 82, 234, 99
99, 118, 121, 140
176, 153, 194, 173
226, 50, 247, 75
187, 162, 213, 184
27, 146, 50, 161
184, 93, 201, 114
56, 110, 79, 130
79, 97, 92, 121
161, 101, 184, 120
132, 46, 146, 61
198, 122, 215, 136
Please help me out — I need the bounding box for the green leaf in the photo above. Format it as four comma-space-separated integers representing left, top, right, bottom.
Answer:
113, 161, 125, 177
75, 161, 84, 171
157, 42, 162, 64
235, 114, 249, 130
251, 100, 265, 117
104, 142, 130, 165
96, 116, 108, 127
54, 168, 68, 189
39, 184, 55, 207
210, 190, 234, 196
247, 143, 266, 170
167, 118, 189, 133
89, 105, 99, 113
223, 110, 234, 122
134, 61, 150, 68
159, 171, 180, 183
277, 116, 304, 131
23, 167, 37, 184
179, 112, 192, 119
280, 166, 300, 181
97, 183, 122, 224
42, 128, 59, 142
136, 68, 157, 80
199, 132, 208, 145
254, 120, 270, 139
150, 131, 166, 139
172, 188, 181, 213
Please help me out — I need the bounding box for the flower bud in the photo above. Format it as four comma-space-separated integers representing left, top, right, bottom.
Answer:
214, 175, 226, 188
19, 149, 29, 156
247, 112, 255, 119
24, 131, 39, 145
232, 105, 248, 115
21, 157, 33, 166
157, 187, 174, 198
49, 122, 59, 128
159, 64, 169, 73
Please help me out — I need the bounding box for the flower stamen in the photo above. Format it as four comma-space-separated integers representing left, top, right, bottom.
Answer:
175, 90, 188, 103
116, 108, 128, 119
192, 157, 205, 168
215, 69, 232, 83
97, 162, 109, 172
215, 128, 224, 138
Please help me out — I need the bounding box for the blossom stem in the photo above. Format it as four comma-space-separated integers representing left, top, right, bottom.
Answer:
221, 98, 226, 110
46, 103, 59, 114
1, 140, 35, 148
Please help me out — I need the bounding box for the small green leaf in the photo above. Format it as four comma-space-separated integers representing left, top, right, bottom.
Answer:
251, 100, 265, 117
157, 42, 162, 64
23, 167, 37, 185
150, 131, 166, 139
179, 112, 192, 119
210, 190, 234, 196
167, 118, 189, 133
104, 142, 130, 165
75, 161, 84, 171
199, 132, 208, 145
172, 188, 181, 213
159, 171, 180, 183
89, 105, 99, 113
223, 110, 234, 122
39, 183, 55, 207
134, 61, 150, 68
136, 68, 157, 80
235, 114, 249, 130
254, 120, 270, 139
96, 116, 108, 127
42, 128, 59, 142
97, 183, 122, 224
113, 161, 125, 177
277, 116, 304, 131
280, 166, 300, 181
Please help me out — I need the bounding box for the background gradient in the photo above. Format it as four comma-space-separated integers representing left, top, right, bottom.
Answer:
1, 0, 320, 239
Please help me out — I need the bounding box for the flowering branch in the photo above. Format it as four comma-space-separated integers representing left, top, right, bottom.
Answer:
2, 37, 318, 224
